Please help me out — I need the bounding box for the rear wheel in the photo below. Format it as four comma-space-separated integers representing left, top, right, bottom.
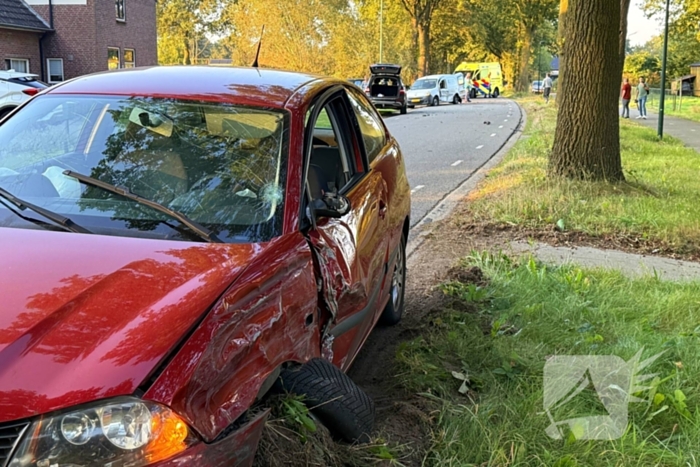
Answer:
452, 94, 460, 104
400, 103, 407, 114
493, 88, 500, 98
432, 96, 439, 106
379, 233, 406, 326
279, 358, 375, 443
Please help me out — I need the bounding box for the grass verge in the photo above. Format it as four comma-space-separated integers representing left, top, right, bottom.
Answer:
397, 252, 700, 466
465, 97, 700, 255
649, 95, 700, 123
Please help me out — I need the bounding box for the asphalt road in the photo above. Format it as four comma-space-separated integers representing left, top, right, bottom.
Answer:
382, 99, 521, 227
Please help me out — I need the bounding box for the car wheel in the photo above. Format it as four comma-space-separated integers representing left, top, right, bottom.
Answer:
279, 358, 375, 443
493, 88, 500, 98
432, 96, 439, 106
379, 233, 406, 326
452, 94, 460, 104
0, 107, 14, 120
400, 104, 407, 115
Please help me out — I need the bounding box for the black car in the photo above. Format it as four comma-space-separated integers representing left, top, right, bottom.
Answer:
365, 64, 407, 115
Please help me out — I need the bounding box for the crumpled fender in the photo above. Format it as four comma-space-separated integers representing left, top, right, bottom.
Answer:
144, 233, 320, 441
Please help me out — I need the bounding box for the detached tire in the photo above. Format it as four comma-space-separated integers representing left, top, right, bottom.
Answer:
379, 233, 406, 326
279, 358, 375, 443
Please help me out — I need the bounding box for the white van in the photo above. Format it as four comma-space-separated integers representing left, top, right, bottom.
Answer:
406, 74, 463, 107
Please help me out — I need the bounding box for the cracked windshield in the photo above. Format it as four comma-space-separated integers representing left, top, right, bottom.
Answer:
0, 96, 285, 242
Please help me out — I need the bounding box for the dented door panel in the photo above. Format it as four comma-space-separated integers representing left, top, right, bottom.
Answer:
309, 170, 390, 371
144, 233, 320, 441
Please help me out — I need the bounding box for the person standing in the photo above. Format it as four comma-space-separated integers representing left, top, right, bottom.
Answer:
620, 78, 632, 118
465, 72, 473, 102
636, 77, 649, 119
543, 73, 553, 104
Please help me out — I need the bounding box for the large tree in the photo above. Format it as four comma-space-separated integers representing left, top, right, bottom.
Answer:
512, 0, 559, 92
549, 0, 624, 181
397, 0, 445, 76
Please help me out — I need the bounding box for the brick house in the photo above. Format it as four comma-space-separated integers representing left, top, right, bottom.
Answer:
0, 0, 156, 84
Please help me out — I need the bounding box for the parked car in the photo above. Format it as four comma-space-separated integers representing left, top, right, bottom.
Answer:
407, 74, 463, 107
531, 80, 544, 94
348, 78, 365, 88
0, 70, 48, 119
366, 64, 407, 114
0, 66, 411, 467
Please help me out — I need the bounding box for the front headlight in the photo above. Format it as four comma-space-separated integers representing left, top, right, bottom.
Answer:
9, 398, 198, 467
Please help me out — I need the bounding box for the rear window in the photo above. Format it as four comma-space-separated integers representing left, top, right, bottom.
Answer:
7, 77, 48, 88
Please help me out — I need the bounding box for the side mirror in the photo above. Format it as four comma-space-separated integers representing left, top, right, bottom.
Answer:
310, 192, 351, 219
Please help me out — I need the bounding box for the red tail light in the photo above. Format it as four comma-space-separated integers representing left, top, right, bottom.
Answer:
21, 88, 39, 96
399, 89, 405, 95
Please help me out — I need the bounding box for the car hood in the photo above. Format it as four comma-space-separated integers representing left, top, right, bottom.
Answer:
407, 89, 432, 97
0, 228, 264, 423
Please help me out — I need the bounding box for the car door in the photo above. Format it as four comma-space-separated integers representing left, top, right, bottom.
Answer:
439, 78, 449, 102
303, 88, 390, 371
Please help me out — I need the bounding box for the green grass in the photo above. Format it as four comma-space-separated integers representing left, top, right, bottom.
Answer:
648, 94, 700, 123
466, 97, 700, 254
397, 252, 700, 466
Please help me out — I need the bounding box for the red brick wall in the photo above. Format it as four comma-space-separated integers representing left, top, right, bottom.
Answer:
33, 1, 98, 81
0, 29, 42, 74
95, 0, 157, 69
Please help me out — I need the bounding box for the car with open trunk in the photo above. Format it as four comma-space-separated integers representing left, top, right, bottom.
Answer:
365, 64, 407, 115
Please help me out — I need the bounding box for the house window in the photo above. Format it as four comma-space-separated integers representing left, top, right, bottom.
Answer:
108, 48, 120, 70
47, 59, 64, 83
124, 49, 135, 68
115, 0, 125, 21
4, 59, 29, 73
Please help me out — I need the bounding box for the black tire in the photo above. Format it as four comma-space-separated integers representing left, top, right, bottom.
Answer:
400, 104, 407, 115
452, 94, 460, 104
0, 107, 14, 120
379, 233, 406, 326
470, 89, 477, 99
432, 96, 439, 106
493, 88, 500, 98
279, 358, 375, 443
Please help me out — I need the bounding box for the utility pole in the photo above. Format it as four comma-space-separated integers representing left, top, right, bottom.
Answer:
379, 0, 384, 63
657, 0, 671, 139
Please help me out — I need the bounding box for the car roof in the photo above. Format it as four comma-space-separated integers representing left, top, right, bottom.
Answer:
0, 70, 39, 80
46, 66, 324, 109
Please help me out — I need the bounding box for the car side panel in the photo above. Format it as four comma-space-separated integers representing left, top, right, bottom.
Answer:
143, 233, 321, 441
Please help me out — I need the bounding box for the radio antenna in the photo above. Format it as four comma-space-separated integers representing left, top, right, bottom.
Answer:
252, 25, 265, 68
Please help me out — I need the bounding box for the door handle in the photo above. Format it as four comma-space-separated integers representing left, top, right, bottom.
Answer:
378, 200, 387, 219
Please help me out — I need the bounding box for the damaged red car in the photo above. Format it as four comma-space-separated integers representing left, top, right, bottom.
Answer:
0, 66, 410, 467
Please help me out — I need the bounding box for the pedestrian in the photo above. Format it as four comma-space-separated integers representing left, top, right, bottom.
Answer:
635, 77, 649, 119
542, 73, 553, 104
465, 72, 472, 102
620, 78, 631, 118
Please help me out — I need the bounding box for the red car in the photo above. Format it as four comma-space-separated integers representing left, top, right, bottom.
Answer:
0, 66, 410, 466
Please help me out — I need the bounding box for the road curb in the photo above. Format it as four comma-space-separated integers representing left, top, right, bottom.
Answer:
406, 100, 527, 260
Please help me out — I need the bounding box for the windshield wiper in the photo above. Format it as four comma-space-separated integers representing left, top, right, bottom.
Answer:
63, 170, 222, 243
0, 186, 93, 234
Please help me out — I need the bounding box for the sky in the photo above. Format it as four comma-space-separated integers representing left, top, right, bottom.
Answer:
627, 1, 663, 46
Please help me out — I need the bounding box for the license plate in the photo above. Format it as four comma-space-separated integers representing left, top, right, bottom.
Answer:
411, 98, 420, 103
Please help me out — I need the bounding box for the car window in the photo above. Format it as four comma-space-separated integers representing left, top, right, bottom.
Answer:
0, 95, 286, 243
306, 98, 353, 199
346, 90, 386, 165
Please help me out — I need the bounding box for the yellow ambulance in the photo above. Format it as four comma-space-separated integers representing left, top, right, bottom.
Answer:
454, 62, 504, 98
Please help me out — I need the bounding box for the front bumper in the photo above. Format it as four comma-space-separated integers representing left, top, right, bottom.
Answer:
153, 410, 269, 467
407, 95, 431, 106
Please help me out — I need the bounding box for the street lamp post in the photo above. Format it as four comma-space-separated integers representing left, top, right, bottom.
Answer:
379, 0, 384, 63
657, 0, 671, 139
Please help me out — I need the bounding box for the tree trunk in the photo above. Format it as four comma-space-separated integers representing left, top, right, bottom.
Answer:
183, 32, 191, 65
549, 0, 624, 181
410, 16, 419, 76
555, 0, 567, 106
417, 20, 430, 76
619, 0, 632, 73
517, 27, 533, 92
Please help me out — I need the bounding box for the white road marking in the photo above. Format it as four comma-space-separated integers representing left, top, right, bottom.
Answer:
476, 145, 484, 149
451, 160, 463, 167
411, 185, 425, 194
490, 133, 496, 137
499, 125, 504, 129
504, 119, 508, 122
